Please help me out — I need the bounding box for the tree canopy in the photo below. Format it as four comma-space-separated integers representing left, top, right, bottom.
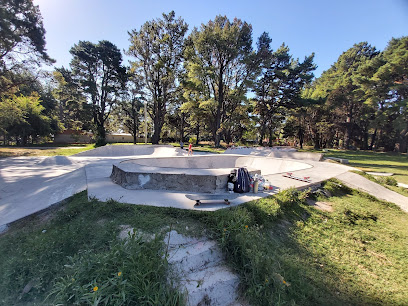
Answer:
70, 40, 127, 145
1, 7, 407, 152
0, 0, 54, 96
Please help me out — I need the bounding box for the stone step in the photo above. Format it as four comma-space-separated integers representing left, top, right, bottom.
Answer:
167, 239, 223, 275
180, 265, 240, 306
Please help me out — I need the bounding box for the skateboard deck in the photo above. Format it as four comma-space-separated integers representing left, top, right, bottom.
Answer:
185, 194, 239, 206
282, 172, 311, 183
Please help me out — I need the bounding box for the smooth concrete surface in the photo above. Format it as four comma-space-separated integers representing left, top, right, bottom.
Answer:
110, 155, 311, 193
224, 147, 323, 161
74, 144, 186, 157
119, 155, 312, 174
336, 172, 408, 212
2, 144, 406, 229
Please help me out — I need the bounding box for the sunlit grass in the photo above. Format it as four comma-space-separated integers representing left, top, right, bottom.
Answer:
1, 184, 407, 305
0, 144, 95, 158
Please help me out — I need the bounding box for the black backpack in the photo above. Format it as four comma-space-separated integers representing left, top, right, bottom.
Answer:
233, 167, 250, 193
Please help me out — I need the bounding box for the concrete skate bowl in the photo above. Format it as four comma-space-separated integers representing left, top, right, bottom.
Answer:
73, 145, 185, 157
224, 147, 323, 161
110, 155, 313, 193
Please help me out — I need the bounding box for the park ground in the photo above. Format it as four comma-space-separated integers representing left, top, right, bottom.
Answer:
0, 145, 407, 305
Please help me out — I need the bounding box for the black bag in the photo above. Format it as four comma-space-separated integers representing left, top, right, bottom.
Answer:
233, 167, 250, 193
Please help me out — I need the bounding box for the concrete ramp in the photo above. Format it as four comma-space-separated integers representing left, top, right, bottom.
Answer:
336, 172, 408, 212
73, 145, 181, 157
235, 156, 313, 175
224, 147, 296, 156
267, 151, 323, 161
37, 156, 74, 166
224, 147, 322, 161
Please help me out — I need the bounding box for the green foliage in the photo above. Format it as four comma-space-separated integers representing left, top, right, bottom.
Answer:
0, 93, 58, 145
1, 183, 408, 305
297, 37, 408, 152
70, 40, 127, 144
0, 192, 185, 305
52, 68, 93, 132
128, 11, 188, 144
184, 15, 255, 146
253, 36, 316, 146
0, 0, 54, 96
50, 236, 182, 305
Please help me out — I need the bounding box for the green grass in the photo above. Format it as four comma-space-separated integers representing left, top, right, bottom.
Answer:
0, 144, 95, 158
0, 193, 187, 305
353, 170, 408, 197
1, 185, 407, 305
322, 150, 408, 184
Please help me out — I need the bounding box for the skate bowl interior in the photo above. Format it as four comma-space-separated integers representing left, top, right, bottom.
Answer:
111, 155, 313, 193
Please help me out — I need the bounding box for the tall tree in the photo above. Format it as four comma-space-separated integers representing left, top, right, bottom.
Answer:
310, 42, 378, 149
363, 37, 408, 152
128, 11, 188, 144
254, 39, 315, 146
118, 75, 144, 144
70, 40, 127, 145
0, 0, 54, 96
52, 67, 93, 132
185, 16, 254, 147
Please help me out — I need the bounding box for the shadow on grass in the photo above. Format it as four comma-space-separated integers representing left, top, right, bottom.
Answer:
197, 183, 407, 305
1, 186, 406, 305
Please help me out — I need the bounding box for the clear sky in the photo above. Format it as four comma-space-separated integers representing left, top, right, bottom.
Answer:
33, 0, 408, 78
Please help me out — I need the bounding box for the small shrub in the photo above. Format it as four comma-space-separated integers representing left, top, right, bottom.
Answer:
323, 179, 352, 196
377, 176, 398, 186
49, 234, 183, 305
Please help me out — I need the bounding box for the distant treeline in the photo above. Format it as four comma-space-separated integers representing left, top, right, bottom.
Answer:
1, 1, 407, 151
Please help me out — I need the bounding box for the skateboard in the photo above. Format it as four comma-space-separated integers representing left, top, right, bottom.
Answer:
185, 194, 239, 206
282, 172, 311, 183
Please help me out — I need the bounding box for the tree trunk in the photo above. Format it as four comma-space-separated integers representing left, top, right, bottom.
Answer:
259, 126, 265, 146
268, 128, 273, 147
313, 134, 320, 150
298, 127, 304, 149
361, 132, 369, 150
369, 128, 377, 150
344, 121, 352, 149
152, 115, 161, 144
179, 113, 185, 143
215, 67, 224, 147
195, 123, 200, 145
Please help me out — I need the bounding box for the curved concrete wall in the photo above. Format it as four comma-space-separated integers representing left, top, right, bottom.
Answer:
120, 155, 312, 175
267, 151, 323, 161
74, 145, 184, 157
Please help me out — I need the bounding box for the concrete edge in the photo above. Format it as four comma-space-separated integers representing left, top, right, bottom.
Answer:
0, 194, 80, 236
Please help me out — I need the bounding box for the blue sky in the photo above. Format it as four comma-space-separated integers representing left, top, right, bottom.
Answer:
33, 0, 408, 78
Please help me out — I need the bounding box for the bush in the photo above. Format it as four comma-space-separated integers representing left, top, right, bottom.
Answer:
49, 234, 183, 305
376, 176, 398, 186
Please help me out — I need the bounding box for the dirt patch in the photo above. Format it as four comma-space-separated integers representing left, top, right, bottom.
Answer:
306, 199, 333, 212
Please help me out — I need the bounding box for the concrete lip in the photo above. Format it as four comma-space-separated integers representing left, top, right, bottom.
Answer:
110, 155, 312, 193
1, 145, 362, 229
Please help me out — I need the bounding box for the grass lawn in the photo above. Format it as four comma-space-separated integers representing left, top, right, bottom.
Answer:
0, 144, 95, 158
1, 182, 407, 305
323, 150, 408, 184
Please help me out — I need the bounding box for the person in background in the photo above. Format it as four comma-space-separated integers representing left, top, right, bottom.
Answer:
188, 142, 193, 155
180, 140, 184, 150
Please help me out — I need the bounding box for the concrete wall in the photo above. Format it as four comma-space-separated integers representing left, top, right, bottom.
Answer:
120, 155, 313, 175
73, 145, 183, 157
